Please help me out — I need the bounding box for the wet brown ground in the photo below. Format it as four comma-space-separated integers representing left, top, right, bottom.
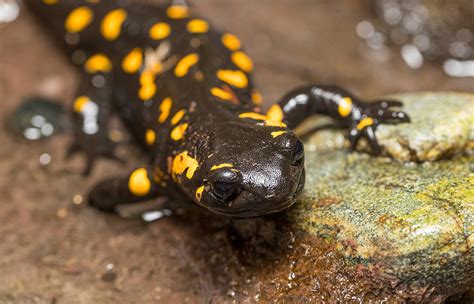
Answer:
0, 1, 473, 303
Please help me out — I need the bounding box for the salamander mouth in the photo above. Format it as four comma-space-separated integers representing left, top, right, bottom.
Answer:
293, 168, 305, 199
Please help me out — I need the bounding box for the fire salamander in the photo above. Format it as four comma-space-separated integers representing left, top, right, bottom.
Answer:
24, 0, 409, 217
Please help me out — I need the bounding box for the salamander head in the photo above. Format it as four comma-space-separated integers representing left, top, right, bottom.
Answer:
180, 121, 305, 218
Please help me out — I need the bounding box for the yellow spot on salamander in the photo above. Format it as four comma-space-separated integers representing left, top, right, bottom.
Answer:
145, 129, 156, 145
266, 104, 284, 122
149, 22, 171, 40
195, 185, 205, 202
170, 123, 188, 141
73, 96, 89, 113
101, 9, 127, 41
211, 87, 232, 101
129, 168, 151, 196
221, 33, 241, 51
175, 53, 199, 77
167, 5, 189, 19
172, 151, 199, 181
271, 131, 287, 138
211, 163, 233, 170
138, 71, 157, 100
65, 6, 93, 33
187, 19, 209, 33
84, 53, 112, 73
158, 97, 173, 123
239, 112, 268, 121
239, 108, 287, 128
231, 51, 253, 73
138, 83, 156, 100
338, 97, 353, 117
43, 0, 58, 4
357, 117, 374, 130
251, 91, 263, 105
171, 109, 186, 125
140, 71, 155, 85
122, 47, 143, 74
217, 70, 248, 88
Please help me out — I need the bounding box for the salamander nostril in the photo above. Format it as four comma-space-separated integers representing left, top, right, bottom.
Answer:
291, 139, 304, 165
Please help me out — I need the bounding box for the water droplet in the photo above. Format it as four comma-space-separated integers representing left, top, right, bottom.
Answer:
41, 123, 54, 136
39, 153, 51, 165
72, 195, 83, 205
443, 59, 474, 77
141, 209, 173, 222
401, 44, 424, 69
24, 128, 41, 140
356, 21, 374, 39
0, 0, 19, 23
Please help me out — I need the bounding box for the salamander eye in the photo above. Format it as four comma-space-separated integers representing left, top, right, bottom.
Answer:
209, 169, 242, 202
291, 139, 304, 165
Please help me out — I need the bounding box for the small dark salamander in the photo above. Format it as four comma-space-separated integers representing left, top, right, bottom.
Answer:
23, 0, 409, 217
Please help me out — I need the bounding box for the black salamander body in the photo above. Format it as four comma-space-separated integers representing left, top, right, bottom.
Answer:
24, 0, 409, 217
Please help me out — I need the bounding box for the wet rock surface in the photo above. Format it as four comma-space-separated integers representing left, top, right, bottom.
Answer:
376, 92, 474, 162
1, 1, 473, 303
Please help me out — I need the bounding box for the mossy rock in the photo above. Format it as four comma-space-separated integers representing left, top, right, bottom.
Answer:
289, 92, 473, 297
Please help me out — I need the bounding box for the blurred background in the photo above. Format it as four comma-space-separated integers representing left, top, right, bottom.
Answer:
0, 0, 472, 303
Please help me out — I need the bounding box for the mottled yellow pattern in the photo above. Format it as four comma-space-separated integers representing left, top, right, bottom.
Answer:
187, 19, 209, 33
84, 53, 112, 73
101, 9, 127, 41
166, 5, 189, 19
122, 48, 143, 73
138, 71, 156, 100
171, 151, 199, 181
217, 70, 248, 88
357, 117, 374, 130
65, 6, 93, 33
338, 97, 353, 117
158, 97, 173, 123
73, 96, 89, 113
171, 109, 186, 125
231, 51, 253, 73
195, 185, 205, 202
170, 123, 188, 141
238, 112, 268, 121
211, 164, 233, 170
266, 104, 284, 122
149, 22, 171, 40
239, 109, 287, 128
221, 33, 241, 51
210, 87, 233, 101
145, 129, 156, 145
128, 168, 151, 196
271, 131, 287, 138
251, 91, 263, 105
175, 53, 199, 77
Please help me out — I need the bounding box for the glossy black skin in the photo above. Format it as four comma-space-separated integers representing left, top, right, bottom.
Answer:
24, 0, 409, 218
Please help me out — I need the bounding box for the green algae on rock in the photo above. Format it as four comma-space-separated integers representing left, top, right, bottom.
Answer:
286, 92, 474, 300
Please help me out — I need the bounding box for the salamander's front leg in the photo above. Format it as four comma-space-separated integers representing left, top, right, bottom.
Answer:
89, 167, 163, 213
67, 71, 122, 174
275, 85, 410, 153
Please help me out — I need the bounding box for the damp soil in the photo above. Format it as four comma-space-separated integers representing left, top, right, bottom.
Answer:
0, 1, 473, 303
